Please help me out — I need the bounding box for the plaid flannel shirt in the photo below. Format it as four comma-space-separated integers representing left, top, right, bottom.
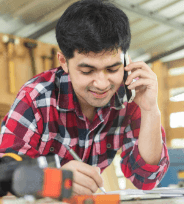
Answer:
0, 67, 169, 190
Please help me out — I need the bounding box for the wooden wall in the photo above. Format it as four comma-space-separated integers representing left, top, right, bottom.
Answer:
0, 33, 60, 111
164, 59, 184, 146
151, 58, 184, 147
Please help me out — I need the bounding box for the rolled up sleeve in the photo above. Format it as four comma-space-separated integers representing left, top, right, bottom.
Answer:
120, 103, 170, 190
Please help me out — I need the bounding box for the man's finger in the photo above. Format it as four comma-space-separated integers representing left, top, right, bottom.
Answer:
125, 61, 152, 73
76, 163, 104, 188
72, 182, 93, 195
73, 170, 99, 193
94, 166, 101, 174
128, 55, 132, 64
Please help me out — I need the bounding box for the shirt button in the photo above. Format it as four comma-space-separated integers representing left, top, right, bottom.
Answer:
50, 147, 55, 152
107, 143, 111, 148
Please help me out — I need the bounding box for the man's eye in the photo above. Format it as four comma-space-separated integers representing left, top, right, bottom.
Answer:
107, 69, 118, 73
81, 70, 93, 75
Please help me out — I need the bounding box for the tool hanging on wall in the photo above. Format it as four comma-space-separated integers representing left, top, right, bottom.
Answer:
42, 55, 50, 71
42, 48, 58, 71
51, 48, 58, 68
2, 35, 20, 94
24, 42, 38, 77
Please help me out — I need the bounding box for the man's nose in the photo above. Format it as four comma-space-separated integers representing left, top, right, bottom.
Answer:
93, 71, 110, 91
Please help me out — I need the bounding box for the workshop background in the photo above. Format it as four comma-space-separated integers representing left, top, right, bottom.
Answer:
0, 0, 184, 192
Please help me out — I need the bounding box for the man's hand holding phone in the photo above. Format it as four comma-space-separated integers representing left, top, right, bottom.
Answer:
124, 53, 158, 112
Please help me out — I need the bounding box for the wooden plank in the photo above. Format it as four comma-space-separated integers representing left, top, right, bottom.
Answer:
97, 162, 120, 192
166, 127, 184, 140
165, 58, 184, 69
152, 61, 169, 131
167, 75, 184, 89
0, 103, 10, 116
167, 101, 184, 114
166, 101, 184, 146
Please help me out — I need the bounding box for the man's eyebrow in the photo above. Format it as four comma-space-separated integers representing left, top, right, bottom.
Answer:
78, 63, 95, 68
106, 62, 122, 68
77, 62, 122, 69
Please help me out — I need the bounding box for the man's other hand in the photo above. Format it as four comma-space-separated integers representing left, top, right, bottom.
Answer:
61, 160, 104, 195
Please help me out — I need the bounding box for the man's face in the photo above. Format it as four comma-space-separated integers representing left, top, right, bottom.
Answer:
62, 49, 124, 110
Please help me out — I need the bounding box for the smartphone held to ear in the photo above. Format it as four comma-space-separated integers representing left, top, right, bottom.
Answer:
122, 52, 136, 103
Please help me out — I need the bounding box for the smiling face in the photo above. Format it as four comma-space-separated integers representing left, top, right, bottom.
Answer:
57, 48, 124, 112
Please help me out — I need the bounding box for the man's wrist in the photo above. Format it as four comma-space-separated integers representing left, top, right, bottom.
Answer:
140, 105, 161, 116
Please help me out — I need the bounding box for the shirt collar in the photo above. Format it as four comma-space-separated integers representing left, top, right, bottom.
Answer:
56, 67, 128, 112
112, 83, 128, 110
56, 68, 76, 111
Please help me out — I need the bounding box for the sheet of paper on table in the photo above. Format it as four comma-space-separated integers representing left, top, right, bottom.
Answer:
95, 187, 184, 201
144, 187, 184, 195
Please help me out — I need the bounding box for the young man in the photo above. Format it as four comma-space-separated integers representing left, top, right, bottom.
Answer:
0, 0, 169, 195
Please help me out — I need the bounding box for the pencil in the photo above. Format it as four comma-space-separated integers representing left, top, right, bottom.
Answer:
64, 144, 106, 194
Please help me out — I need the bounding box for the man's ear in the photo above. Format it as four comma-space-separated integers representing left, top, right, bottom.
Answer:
57, 52, 69, 73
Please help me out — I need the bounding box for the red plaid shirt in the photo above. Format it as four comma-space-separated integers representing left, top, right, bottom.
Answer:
0, 67, 169, 190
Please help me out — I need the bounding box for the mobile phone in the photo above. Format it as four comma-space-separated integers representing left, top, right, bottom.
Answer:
122, 52, 136, 103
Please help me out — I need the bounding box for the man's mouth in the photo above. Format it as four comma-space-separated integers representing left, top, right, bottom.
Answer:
89, 90, 108, 98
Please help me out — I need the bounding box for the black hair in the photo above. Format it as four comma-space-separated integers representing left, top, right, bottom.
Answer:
56, 0, 131, 59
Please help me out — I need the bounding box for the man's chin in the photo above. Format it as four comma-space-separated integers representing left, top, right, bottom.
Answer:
87, 98, 110, 108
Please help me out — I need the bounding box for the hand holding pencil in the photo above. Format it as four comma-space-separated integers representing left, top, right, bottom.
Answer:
61, 144, 106, 195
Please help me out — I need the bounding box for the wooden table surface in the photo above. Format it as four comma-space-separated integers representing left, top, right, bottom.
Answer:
1, 195, 184, 204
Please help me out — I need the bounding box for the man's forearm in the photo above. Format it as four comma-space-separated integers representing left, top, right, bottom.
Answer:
138, 106, 163, 165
